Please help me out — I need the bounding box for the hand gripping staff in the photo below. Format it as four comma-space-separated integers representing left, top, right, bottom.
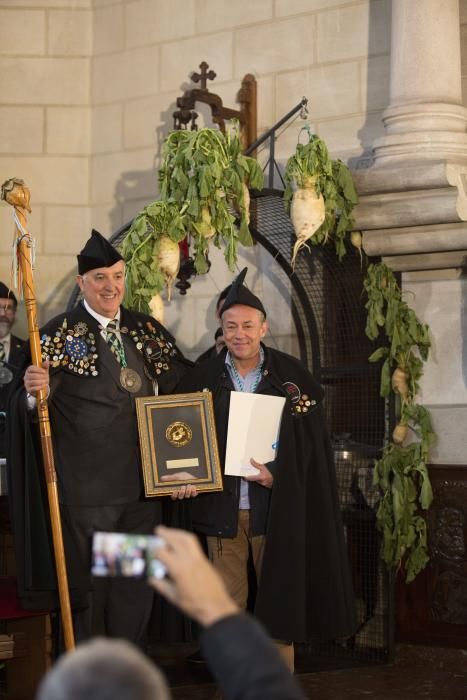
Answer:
1, 178, 75, 651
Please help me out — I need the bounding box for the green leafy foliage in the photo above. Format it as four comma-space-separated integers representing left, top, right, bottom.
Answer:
283, 129, 358, 260
121, 200, 186, 314
159, 121, 263, 272
365, 262, 435, 582
120, 121, 264, 311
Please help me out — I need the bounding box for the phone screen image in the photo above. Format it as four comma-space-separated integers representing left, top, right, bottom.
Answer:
91, 531, 166, 579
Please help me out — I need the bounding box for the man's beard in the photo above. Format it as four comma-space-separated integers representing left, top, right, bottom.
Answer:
0, 320, 12, 339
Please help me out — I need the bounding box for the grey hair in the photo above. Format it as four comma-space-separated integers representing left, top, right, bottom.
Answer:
36, 638, 170, 700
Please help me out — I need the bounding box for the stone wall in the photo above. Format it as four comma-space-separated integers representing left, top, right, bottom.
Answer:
0, 0, 391, 356
0, 0, 92, 331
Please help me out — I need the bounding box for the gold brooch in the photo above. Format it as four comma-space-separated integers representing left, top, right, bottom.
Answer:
73, 321, 88, 336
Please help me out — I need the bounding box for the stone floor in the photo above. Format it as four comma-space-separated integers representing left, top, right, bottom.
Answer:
152, 643, 467, 700
2, 640, 466, 699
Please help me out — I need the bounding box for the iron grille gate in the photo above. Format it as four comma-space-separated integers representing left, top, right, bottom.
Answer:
67, 188, 393, 669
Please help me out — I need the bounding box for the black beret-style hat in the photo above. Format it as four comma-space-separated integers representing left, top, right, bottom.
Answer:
77, 229, 123, 275
0, 282, 17, 306
220, 268, 266, 318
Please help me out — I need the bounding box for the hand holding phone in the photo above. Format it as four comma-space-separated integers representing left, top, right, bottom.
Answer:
148, 526, 239, 627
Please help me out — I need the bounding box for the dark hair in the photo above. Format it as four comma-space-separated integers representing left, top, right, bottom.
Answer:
214, 327, 223, 341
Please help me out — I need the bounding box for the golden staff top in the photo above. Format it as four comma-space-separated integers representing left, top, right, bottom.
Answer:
1, 177, 31, 213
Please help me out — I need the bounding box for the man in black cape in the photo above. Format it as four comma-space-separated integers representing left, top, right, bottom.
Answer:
0, 282, 24, 458
177, 268, 356, 668
7, 230, 194, 645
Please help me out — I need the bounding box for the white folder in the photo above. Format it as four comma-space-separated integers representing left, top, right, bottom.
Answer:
224, 392, 286, 477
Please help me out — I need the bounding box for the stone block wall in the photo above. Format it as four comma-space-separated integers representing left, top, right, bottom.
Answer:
0, 0, 390, 355
0, 0, 92, 334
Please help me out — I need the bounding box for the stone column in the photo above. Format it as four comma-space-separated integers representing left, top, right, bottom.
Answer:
352, 0, 467, 260
372, 0, 467, 163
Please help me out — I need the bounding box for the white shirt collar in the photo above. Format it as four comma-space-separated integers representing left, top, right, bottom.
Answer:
83, 299, 121, 328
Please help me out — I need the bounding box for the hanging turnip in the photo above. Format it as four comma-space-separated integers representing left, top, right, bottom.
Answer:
350, 230, 363, 265
192, 206, 216, 239
121, 200, 186, 315
284, 131, 358, 264
290, 176, 325, 267
392, 423, 408, 445
155, 235, 180, 302
242, 182, 250, 225
149, 293, 165, 324
391, 367, 409, 400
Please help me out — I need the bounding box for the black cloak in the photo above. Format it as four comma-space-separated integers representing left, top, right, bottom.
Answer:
6, 303, 192, 612
177, 345, 356, 642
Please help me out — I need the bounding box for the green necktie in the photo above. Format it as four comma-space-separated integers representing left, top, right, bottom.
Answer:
104, 320, 127, 368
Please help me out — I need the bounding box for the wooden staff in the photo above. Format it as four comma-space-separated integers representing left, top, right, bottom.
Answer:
1, 178, 75, 651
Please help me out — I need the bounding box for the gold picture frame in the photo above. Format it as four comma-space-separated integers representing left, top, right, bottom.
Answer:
136, 391, 223, 497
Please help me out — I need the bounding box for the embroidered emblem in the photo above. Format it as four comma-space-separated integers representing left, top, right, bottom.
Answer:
165, 421, 192, 447
282, 381, 301, 404
65, 336, 88, 359
143, 338, 162, 361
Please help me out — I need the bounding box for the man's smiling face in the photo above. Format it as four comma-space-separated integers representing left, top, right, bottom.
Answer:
76, 260, 125, 318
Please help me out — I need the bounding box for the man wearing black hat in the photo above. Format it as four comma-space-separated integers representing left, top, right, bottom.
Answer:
0, 283, 24, 459
9, 230, 193, 645
177, 268, 356, 669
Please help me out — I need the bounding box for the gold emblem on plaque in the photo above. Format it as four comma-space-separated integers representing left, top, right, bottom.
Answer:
165, 421, 192, 447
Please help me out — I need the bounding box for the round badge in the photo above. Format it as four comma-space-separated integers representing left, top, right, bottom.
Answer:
282, 381, 301, 404
0, 365, 13, 385
143, 338, 162, 361
73, 322, 88, 336
65, 337, 89, 358
165, 421, 192, 448
120, 368, 142, 393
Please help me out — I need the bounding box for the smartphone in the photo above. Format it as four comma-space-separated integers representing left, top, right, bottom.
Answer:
91, 531, 167, 580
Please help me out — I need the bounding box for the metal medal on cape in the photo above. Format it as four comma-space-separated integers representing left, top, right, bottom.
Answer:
0, 365, 13, 385
120, 367, 143, 393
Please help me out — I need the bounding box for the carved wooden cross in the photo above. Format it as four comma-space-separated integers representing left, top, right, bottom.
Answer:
191, 61, 216, 91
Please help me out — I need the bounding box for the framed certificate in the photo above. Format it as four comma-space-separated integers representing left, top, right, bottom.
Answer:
136, 391, 223, 497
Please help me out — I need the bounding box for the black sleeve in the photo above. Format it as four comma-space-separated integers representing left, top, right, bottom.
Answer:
200, 614, 306, 700
157, 355, 194, 394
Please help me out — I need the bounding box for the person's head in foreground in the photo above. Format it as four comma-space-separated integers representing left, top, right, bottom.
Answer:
36, 637, 170, 700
